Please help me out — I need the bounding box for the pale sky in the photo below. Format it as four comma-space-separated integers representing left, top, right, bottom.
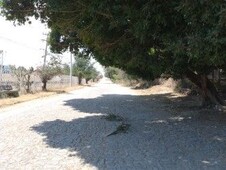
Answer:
0, 16, 50, 68
0, 16, 74, 69
0, 16, 104, 73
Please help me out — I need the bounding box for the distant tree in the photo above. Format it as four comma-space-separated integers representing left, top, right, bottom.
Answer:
73, 53, 100, 84
105, 67, 120, 81
36, 56, 62, 91
105, 66, 138, 85
84, 66, 100, 83
10, 66, 34, 93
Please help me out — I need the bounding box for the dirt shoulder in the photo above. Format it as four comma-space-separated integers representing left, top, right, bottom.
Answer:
134, 82, 226, 118
0, 85, 84, 108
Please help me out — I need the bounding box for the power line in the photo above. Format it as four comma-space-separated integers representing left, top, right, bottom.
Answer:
0, 35, 41, 51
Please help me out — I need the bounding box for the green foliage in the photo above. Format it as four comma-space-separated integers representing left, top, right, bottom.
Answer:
72, 53, 100, 84
0, 90, 19, 99
105, 67, 138, 86
2, 1, 226, 103
104, 67, 120, 81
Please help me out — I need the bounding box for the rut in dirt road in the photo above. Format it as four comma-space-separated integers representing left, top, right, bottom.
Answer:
1, 78, 226, 170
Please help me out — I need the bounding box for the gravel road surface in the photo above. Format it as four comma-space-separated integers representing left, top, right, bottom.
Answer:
1, 78, 226, 170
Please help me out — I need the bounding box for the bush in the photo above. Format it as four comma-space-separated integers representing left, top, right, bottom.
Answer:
0, 90, 19, 99
105, 67, 139, 86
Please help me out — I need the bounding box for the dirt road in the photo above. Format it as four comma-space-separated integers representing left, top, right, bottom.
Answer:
1, 78, 226, 170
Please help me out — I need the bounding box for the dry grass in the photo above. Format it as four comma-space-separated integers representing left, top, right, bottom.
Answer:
134, 78, 174, 95
0, 85, 84, 108
135, 78, 185, 97
136, 85, 174, 95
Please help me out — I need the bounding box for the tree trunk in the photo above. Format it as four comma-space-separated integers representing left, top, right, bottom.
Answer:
25, 75, 31, 93
78, 77, 82, 85
42, 80, 47, 91
200, 75, 212, 106
86, 78, 91, 84
185, 69, 225, 106
78, 73, 82, 85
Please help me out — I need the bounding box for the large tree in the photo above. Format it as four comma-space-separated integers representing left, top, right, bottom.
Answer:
2, 1, 226, 105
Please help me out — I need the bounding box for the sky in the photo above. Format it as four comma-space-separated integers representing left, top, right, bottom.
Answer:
0, 16, 104, 74
0, 16, 51, 68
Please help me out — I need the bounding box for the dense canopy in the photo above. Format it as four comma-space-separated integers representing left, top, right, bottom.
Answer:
1, 0, 226, 105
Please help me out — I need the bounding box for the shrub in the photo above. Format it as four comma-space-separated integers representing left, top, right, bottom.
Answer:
0, 91, 19, 99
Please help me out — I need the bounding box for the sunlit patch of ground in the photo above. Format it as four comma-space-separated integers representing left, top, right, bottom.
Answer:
0, 85, 84, 108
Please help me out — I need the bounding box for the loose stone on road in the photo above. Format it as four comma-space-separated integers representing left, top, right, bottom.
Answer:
1, 78, 226, 169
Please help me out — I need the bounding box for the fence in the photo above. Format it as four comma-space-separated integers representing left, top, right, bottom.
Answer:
1, 73, 84, 93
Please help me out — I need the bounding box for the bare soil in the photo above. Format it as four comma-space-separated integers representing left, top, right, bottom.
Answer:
0, 85, 84, 108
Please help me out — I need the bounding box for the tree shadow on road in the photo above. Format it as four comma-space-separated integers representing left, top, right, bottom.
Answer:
31, 93, 226, 169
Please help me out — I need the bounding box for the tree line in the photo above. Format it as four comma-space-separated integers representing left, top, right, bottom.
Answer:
1, 1, 226, 105
9, 54, 101, 93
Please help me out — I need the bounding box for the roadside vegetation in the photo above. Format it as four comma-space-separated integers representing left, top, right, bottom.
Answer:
1, 1, 226, 107
105, 67, 139, 86
0, 85, 84, 108
105, 66, 198, 95
36, 55, 63, 91
64, 52, 102, 85
0, 53, 101, 101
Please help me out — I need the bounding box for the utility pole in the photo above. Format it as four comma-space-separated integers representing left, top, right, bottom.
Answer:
70, 52, 73, 87
43, 35, 48, 69
0, 50, 3, 85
